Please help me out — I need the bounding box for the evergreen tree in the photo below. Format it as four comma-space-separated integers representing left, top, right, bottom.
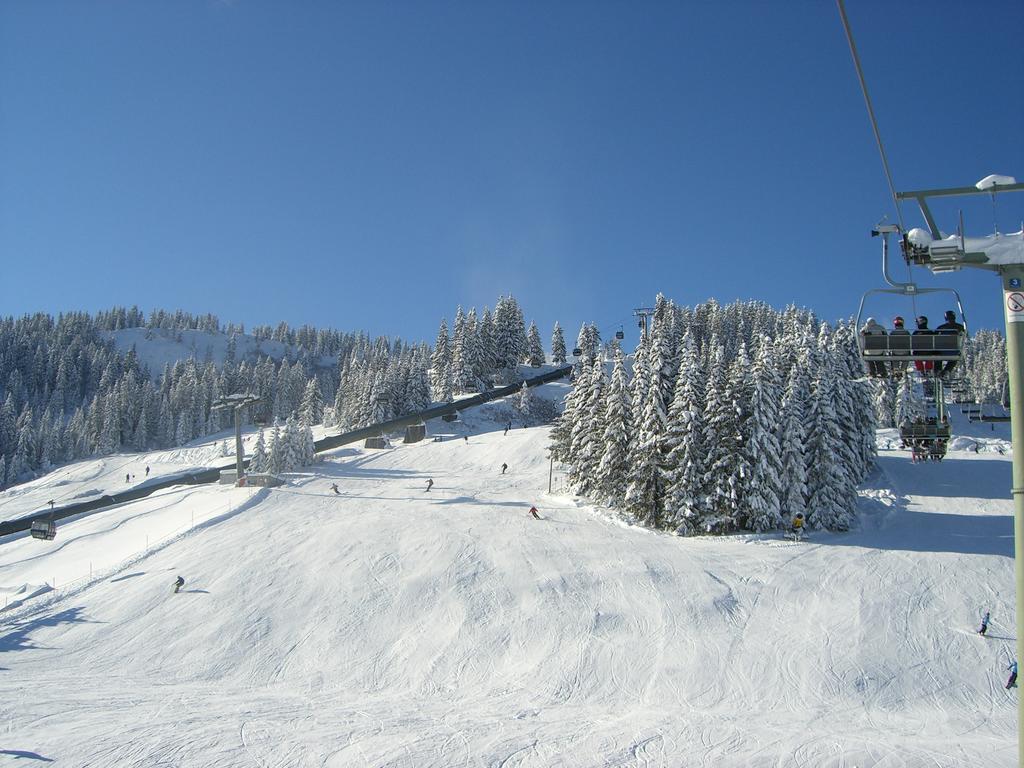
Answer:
661, 334, 707, 534
527, 322, 545, 367
517, 381, 533, 421
551, 322, 567, 364
267, 423, 284, 474
299, 378, 324, 425
625, 349, 668, 525
431, 319, 453, 400
568, 357, 607, 494
779, 359, 810, 523
250, 428, 267, 473
596, 347, 633, 506
806, 359, 857, 530
743, 337, 783, 532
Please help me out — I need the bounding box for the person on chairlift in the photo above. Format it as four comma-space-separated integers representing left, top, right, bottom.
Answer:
936, 310, 965, 378
912, 316, 935, 373
889, 316, 910, 377
859, 317, 888, 378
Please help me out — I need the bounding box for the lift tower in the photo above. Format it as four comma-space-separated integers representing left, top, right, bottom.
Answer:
898, 176, 1024, 759
211, 393, 262, 484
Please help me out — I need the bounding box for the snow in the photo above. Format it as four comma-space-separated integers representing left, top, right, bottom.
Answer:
0, 398, 1018, 765
976, 174, 1018, 191
907, 227, 933, 247
103, 327, 333, 377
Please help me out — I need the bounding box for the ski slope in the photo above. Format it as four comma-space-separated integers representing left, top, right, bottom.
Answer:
0, 406, 1016, 766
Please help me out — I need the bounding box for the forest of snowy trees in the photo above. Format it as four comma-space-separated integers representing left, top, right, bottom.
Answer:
0, 296, 558, 490
427, 295, 559, 400
551, 296, 878, 534
0, 299, 1009, 496
0, 309, 432, 489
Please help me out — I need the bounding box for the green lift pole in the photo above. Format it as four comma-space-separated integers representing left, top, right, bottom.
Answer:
896, 180, 1024, 763
1002, 265, 1024, 766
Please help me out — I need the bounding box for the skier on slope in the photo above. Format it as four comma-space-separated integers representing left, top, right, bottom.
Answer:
173, 575, 185, 594
331, 483, 340, 495
529, 506, 540, 520
501, 463, 508, 475
426, 478, 434, 492
979, 610, 991, 636
1007, 660, 1018, 690
790, 513, 805, 541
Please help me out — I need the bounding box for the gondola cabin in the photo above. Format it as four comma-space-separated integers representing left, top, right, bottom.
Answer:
572, 347, 582, 357
30, 519, 56, 540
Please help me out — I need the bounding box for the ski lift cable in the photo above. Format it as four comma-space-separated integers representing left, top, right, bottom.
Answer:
836, 0, 905, 232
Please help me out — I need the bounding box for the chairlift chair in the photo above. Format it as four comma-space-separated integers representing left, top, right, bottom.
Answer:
856, 287, 968, 367
30, 519, 56, 541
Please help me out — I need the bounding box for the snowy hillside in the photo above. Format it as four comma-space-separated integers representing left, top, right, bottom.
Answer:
0, 403, 1017, 766
103, 327, 331, 376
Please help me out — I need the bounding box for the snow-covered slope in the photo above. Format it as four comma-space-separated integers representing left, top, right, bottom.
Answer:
0, 408, 1016, 766
103, 327, 334, 377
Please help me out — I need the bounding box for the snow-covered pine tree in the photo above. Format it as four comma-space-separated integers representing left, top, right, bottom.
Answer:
517, 381, 533, 422
549, 357, 590, 465
477, 307, 497, 376
806, 358, 857, 530
551, 321, 567, 364
430, 318, 452, 399
250, 428, 267, 473
894, 372, 924, 425
267, 423, 284, 475
527, 322, 545, 367
661, 333, 707, 534
596, 347, 633, 506
299, 378, 324, 426
624, 346, 668, 526
743, 336, 783, 532
872, 378, 896, 428
778, 356, 810, 523
702, 346, 740, 531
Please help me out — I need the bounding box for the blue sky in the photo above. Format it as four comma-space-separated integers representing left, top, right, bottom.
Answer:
2, 1, 1022, 347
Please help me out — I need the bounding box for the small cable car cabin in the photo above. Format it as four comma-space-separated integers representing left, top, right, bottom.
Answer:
30, 519, 57, 540
572, 347, 582, 357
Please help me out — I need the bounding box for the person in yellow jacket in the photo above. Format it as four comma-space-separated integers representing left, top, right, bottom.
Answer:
791, 513, 806, 541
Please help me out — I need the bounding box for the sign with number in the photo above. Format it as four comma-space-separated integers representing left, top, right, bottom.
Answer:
1007, 291, 1024, 323
1011, 278, 1022, 288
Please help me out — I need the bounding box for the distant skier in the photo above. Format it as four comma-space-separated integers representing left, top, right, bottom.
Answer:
501, 463, 508, 475
529, 505, 540, 520
331, 483, 340, 495
126, 473, 130, 483
1007, 660, 1018, 690
426, 478, 434, 492
504, 421, 512, 436
173, 575, 185, 594
463, 436, 468, 443
145, 465, 150, 477
979, 610, 991, 636
790, 513, 805, 541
